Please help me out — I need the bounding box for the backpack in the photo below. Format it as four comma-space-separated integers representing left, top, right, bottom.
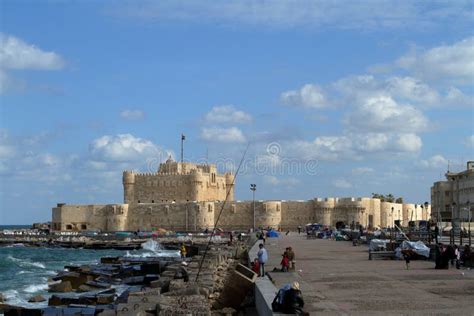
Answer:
271, 284, 291, 312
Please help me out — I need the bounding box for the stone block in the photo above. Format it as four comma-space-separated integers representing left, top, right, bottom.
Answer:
28, 295, 46, 303
49, 281, 73, 293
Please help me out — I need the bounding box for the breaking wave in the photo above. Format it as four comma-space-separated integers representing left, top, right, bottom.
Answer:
24, 283, 48, 293
7, 255, 46, 269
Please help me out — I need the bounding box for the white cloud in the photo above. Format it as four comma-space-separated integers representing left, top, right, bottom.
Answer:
386, 77, 440, 105
332, 178, 352, 189
445, 87, 473, 107
352, 167, 374, 175
419, 155, 448, 169
200, 127, 246, 143
120, 110, 145, 120
204, 105, 252, 124
111, 1, 473, 31
89, 134, 169, 162
281, 84, 329, 109
344, 95, 428, 133
465, 135, 474, 148
396, 36, 474, 84
264, 175, 300, 186
0, 33, 65, 70
395, 133, 422, 152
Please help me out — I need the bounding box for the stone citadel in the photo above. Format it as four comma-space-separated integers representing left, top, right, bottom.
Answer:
52, 158, 431, 232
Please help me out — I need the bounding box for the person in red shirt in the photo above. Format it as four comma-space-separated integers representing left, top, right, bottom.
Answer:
252, 258, 261, 276
281, 253, 289, 272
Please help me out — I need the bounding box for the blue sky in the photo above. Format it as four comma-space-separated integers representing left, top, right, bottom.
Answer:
0, 1, 473, 224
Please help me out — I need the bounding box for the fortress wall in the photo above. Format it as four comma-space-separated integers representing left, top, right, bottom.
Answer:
124, 172, 232, 204
380, 202, 402, 228
132, 174, 195, 203
52, 204, 108, 231
124, 202, 214, 231
217, 201, 254, 230
280, 201, 314, 230
402, 203, 416, 226
314, 198, 336, 226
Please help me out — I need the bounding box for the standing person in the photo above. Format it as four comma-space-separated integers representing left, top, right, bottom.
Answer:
281, 253, 289, 272
257, 243, 268, 277
229, 231, 234, 244
297, 225, 302, 234
402, 250, 411, 270
287, 247, 296, 271
252, 258, 261, 276
180, 243, 187, 259
455, 245, 461, 269
434, 225, 439, 244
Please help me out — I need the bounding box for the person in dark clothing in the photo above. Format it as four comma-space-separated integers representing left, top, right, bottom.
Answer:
281, 282, 306, 315
434, 225, 439, 244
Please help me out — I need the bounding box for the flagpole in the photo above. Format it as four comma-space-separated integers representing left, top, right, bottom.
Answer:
181, 134, 185, 163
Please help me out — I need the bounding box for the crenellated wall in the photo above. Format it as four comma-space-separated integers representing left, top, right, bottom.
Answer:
52, 198, 432, 232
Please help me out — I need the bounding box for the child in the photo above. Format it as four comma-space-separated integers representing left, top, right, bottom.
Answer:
252, 258, 261, 276
281, 253, 289, 272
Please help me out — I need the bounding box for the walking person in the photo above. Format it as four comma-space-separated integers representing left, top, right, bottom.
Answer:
257, 243, 268, 277
281, 253, 289, 272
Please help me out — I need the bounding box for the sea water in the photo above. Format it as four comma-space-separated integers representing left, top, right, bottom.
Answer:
0, 240, 180, 308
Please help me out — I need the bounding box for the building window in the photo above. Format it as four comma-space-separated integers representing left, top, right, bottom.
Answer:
66, 224, 72, 230
138, 200, 141, 203
152, 200, 155, 203
81, 224, 87, 230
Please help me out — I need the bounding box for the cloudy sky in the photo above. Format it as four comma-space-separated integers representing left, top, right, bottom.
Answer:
1, 1, 473, 224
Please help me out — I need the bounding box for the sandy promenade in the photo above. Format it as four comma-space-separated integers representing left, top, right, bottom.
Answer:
261, 233, 474, 315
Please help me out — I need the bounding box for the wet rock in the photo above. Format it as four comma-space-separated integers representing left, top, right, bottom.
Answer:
28, 295, 46, 303
49, 281, 73, 293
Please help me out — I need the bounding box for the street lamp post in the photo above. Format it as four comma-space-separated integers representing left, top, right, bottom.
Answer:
467, 200, 471, 246
451, 202, 456, 245
250, 184, 256, 231
424, 202, 429, 221
391, 207, 394, 229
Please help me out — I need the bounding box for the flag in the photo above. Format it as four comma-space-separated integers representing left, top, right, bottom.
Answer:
181, 134, 186, 141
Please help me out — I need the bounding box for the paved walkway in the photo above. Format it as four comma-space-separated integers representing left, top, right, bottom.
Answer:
259, 233, 474, 315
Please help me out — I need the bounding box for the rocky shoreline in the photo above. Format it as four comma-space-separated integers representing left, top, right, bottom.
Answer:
0, 236, 258, 315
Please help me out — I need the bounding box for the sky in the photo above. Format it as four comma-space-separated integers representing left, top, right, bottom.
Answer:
0, 0, 473, 224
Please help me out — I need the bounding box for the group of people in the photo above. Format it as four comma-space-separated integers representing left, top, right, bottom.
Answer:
435, 243, 472, 269
280, 247, 296, 272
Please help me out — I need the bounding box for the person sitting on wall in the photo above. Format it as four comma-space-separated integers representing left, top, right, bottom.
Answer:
281, 282, 308, 315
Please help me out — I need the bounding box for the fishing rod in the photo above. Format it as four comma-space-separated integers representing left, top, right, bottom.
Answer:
194, 143, 250, 282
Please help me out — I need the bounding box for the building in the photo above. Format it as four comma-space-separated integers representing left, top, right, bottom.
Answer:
431, 161, 474, 223
52, 159, 430, 232
123, 156, 234, 204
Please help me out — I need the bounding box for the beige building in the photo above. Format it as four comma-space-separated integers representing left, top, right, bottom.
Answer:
52, 160, 430, 232
431, 161, 474, 223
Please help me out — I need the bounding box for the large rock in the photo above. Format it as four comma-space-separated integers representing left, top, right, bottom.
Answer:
0, 293, 4, 303
28, 295, 46, 303
48, 281, 73, 293
56, 272, 94, 289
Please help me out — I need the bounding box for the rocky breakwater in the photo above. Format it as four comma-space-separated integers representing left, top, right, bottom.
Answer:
0, 240, 257, 316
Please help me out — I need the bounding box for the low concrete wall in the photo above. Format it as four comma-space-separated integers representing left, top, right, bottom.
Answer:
249, 239, 289, 316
